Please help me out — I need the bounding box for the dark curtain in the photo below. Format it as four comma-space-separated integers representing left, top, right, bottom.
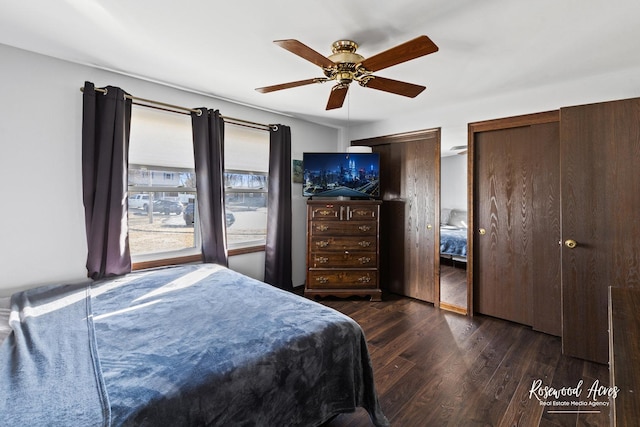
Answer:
264, 125, 293, 290
81, 81, 132, 279
191, 109, 228, 266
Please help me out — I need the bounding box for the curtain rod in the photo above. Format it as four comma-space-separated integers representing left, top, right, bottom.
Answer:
80, 86, 277, 131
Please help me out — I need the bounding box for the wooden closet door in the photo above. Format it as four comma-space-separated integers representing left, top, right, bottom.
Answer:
560, 97, 640, 364
473, 118, 560, 333
398, 138, 439, 302
356, 129, 440, 303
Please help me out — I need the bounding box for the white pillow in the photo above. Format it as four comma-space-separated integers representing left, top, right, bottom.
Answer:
0, 297, 11, 344
441, 208, 452, 225
448, 209, 468, 228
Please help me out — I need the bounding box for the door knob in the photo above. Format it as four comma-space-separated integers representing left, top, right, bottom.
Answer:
478, 228, 486, 235
564, 239, 578, 249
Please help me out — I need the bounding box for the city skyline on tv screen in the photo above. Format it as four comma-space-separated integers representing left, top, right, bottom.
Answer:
302, 152, 380, 198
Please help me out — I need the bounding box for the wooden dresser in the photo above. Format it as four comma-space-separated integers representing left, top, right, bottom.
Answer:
305, 200, 382, 301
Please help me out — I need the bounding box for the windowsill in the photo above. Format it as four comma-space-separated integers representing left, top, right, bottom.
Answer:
228, 244, 265, 256
131, 245, 266, 271
132, 253, 202, 271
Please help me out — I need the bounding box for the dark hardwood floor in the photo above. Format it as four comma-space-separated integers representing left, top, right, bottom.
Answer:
310, 292, 610, 427
440, 261, 467, 309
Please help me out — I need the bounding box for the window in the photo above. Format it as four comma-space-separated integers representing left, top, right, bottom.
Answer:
128, 106, 198, 263
224, 170, 268, 249
127, 166, 197, 257
224, 125, 270, 250
127, 105, 270, 265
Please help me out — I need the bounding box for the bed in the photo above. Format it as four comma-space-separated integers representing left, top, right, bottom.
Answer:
440, 208, 468, 263
0, 263, 388, 426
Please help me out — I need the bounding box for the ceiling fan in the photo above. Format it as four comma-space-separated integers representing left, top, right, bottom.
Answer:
255, 35, 438, 110
451, 145, 468, 155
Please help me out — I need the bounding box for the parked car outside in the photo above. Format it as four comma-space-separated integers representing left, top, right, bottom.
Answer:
183, 203, 235, 227
183, 203, 194, 226
226, 211, 235, 227
152, 199, 183, 215
128, 193, 150, 210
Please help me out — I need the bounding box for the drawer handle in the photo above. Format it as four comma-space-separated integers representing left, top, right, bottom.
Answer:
358, 257, 371, 264
315, 224, 329, 232
358, 225, 372, 232
315, 240, 329, 248
318, 209, 333, 216
314, 256, 329, 264
315, 276, 329, 284
358, 240, 372, 248
357, 275, 371, 283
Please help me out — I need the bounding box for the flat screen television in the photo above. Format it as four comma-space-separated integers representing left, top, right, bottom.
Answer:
302, 152, 380, 198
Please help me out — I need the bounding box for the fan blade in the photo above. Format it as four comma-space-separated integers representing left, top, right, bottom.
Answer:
326, 85, 349, 110
361, 76, 426, 98
274, 39, 335, 69
256, 78, 327, 93
359, 35, 438, 72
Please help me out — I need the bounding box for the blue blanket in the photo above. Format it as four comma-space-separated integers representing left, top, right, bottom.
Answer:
0, 283, 109, 426
440, 227, 468, 257
0, 264, 388, 426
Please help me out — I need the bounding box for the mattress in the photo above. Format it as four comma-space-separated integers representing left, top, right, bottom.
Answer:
0, 264, 388, 426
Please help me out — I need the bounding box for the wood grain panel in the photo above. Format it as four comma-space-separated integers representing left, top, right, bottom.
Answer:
359, 130, 440, 303
475, 127, 535, 325
473, 120, 560, 333
402, 139, 438, 302
560, 97, 640, 363
529, 122, 561, 336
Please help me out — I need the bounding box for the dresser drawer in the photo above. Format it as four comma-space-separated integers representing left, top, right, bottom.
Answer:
310, 236, 377, 251
309, 251, 376, 268
309, 204, 342, 220
307, 270, 378, 289
347, 205, 379, 220
308, 204, 380, 221
310, 221, 377, 237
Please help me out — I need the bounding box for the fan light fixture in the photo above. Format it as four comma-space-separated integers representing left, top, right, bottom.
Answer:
256, 36, 439, 110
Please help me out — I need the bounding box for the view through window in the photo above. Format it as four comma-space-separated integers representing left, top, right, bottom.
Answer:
224, 170, 268, 249
128, 106, 197, 260
127, 167, 197, 257
224, 125, 270, 250
128, 106, 270, 262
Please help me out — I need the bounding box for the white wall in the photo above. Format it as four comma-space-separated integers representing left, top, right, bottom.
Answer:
441, 154, 467, 212
348, 64, 640, 152
0, 44, 339, 296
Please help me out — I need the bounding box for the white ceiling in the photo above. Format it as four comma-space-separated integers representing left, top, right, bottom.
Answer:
2, 0, 640, 154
